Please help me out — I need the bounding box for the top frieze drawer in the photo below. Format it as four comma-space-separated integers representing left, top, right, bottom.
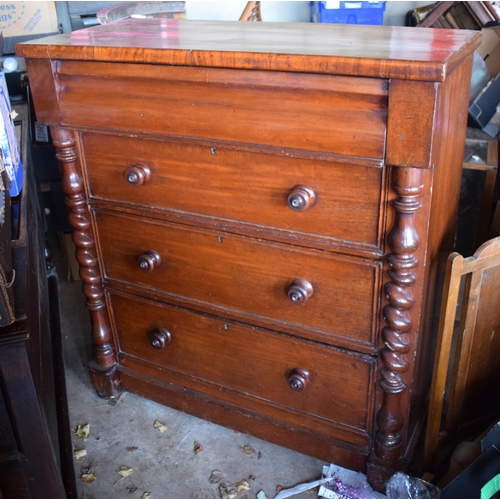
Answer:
56, 61, 388, 159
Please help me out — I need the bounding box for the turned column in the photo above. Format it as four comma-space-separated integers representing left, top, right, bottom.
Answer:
368, 166, 424, 487
51, 127, 122, 398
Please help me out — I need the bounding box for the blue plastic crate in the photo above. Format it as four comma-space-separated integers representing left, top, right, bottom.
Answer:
310, 1, 386, 25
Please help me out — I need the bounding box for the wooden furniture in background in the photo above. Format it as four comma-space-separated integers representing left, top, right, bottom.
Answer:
462, 134, 499, 249
239, 1, 261, 21
414, 1, 499, 29
0, 104, 76, 498
17, 21, 480, 490
424, 236, 500, 471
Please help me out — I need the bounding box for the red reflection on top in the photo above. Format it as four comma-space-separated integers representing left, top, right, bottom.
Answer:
70, 18, 180, 48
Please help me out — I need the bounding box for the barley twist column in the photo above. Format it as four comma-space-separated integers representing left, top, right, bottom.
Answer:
375, 166, 424, 462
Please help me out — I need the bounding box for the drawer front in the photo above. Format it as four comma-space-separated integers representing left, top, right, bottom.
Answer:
96, 211, 380, 350
109, 291, 376, 438
59, 61, 388, 158
82, 132, 385, 250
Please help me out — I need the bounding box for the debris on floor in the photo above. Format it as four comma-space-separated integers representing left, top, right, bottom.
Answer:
153, 420, 168, 433
257, 490, 268, 499
220, 484, 238, 499
73, 448, 87, 461
113, 466, 134, 486
75, 423, 90, 441
318, 464, 385, 499
209, 470, 223, 484
141, 492, 151, 499
236, 479, 250, 492
80, 472, 96, 484
117, 466, 134, 478
241, 445, 256, 456
80, 466, 96, 484
188, 440, 204, 462
274, 464, 386, 499
385, 472, 440, 499
274, 477, 327, 499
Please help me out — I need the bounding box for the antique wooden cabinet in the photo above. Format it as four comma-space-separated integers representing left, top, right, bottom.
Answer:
17, 20, 481, 488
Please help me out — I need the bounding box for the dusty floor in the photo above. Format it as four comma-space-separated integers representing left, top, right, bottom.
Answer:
56, 246, 327, 499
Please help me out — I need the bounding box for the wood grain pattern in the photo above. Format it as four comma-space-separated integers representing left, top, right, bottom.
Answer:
59, 62, 387, 158
109, 291, 376, 438
96, 210, 380, 352
16, 19, 481, 82
18, 20, 478, 490
81, 132, 386, 251
386, 81, 438, 168
425, 237, 500, 469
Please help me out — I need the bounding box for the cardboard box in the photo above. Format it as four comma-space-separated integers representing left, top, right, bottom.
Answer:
0, 2, 59, 54
469, 26, 500, 137
477, 26, 500, 78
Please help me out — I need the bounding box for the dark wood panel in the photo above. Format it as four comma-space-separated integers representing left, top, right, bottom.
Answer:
0, 344, 65, 498
110, 291, 376, 438
0, 388, 18, 455
96, 211, 381, 350
0, 458, 30, 499
81, 132, 386, 250
58, 62, 387, 158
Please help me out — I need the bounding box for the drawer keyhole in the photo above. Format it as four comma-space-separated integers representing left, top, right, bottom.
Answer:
137, 250, 161, 273
288, 368, 310, 392
287, 279, 314, 305
148, 328, 172, 349
287, 185, 316, 212
126, 163, 151, 187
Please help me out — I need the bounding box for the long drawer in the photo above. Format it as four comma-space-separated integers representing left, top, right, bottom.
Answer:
58, 62, 388, 158
109, 290, 376, 445
95, 210, 381, 351
82, 132, 386, 250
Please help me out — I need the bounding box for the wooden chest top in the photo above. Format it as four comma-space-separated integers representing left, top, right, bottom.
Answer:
16, 19, 481, 81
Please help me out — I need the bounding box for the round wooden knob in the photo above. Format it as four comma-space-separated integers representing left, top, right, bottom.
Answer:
288, 368, 310, 391
287, 185, 316, 212
148, 328, 172, 349
126, 163, 151, 187
137, 250, 161, 273
287, 279, 314, 305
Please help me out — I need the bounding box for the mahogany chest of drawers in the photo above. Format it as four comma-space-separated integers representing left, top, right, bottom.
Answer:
17, 20, 481, 488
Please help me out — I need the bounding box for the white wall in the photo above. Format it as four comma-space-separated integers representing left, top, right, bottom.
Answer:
185, 1, 431, 26
186, 1, 310, 22
384, 1, 430, 26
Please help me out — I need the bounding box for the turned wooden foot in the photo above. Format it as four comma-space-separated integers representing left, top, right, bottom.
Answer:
87, 360, 123, 400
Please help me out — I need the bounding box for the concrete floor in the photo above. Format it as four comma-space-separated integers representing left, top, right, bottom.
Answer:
56, 246, 327, 499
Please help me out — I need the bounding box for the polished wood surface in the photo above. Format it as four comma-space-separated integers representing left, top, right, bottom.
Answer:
16, 19, 480, 81
82, 132, 386, 253
17, 20, 478, 490
96, 210, 379, 352
59, 63, 387, 158
110, 290, 376, 442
